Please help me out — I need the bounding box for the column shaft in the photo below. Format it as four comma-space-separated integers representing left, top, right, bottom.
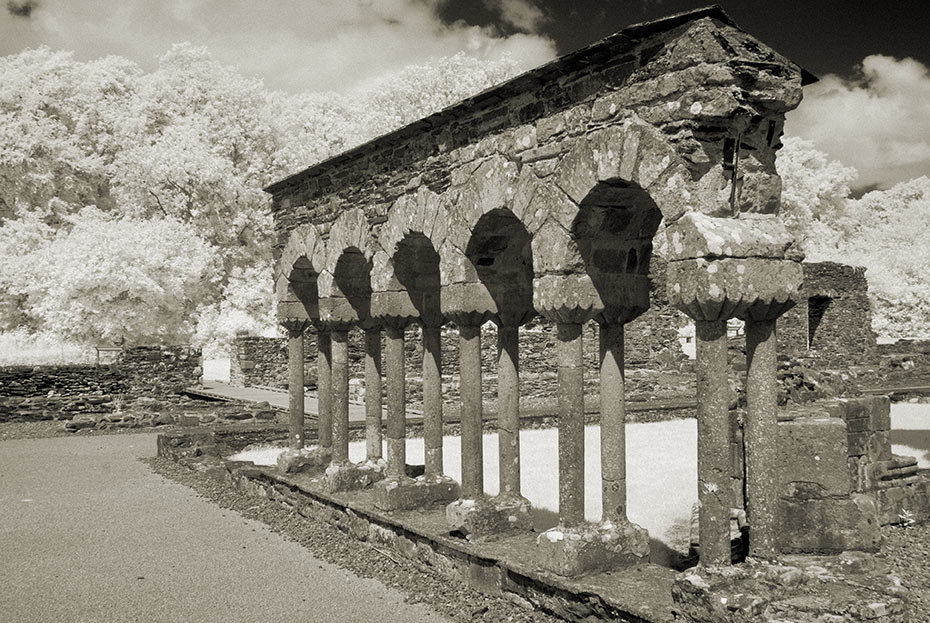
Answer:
287, 328, 305, 449
385, 326, 406, 478
422, 325, 443, 478
557, 323, 585, 528
364, 328, 383, 462
745, 318, 778, 558
331, 329, 350, 463
316, 329, 333, 449
599, 322, 627, 524
459, 324, 484, 497
497, 325, 521, 497
695, 320, 732, 565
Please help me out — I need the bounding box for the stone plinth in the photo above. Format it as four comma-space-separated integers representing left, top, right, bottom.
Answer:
277, 446, 331, 475
321, 459, 386, 493
446, 495, 533, 541
374, 474, 460, 512
536, 520, 649, 577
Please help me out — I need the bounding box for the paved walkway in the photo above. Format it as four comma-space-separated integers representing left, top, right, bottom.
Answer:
0, 433, 449, 623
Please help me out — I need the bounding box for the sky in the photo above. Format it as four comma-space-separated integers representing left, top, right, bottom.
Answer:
2, 0, 929, 190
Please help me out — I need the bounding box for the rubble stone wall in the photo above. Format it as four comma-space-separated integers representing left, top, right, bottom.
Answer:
0, 346, 201, 422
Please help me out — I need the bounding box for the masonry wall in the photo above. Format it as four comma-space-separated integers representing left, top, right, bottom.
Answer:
0, 346, 201, 422
777, 262, 877, 365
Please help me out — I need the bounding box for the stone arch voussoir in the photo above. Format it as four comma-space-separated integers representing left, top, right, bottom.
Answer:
324, 208, 376, 274
275, 224, 324, 303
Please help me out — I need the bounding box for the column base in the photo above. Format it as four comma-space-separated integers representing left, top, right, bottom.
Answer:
277, 446, 332, 475
374, 474, 460, 512
446, 494, 533, 541
536, 520, 650, 577
322, 459, 387, 493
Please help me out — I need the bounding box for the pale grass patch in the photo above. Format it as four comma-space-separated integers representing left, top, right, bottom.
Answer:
0, 329, 95, 366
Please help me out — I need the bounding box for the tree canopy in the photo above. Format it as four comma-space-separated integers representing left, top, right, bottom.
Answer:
0, 45, 519, 348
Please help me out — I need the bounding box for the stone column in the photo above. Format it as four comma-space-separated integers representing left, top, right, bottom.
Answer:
364, 326, 383, 462
330, 327, 350, 464
497, 324, 522, 498
316, 326, 333, 451
457, 323, 483, 497
384, 324, 407, 479
284, 320, 308, 449
598, 321, 626, 524
557, 323, 585, 528
422, 323, 444, 479
744, 317, 778, 559
695, 319, 733, 566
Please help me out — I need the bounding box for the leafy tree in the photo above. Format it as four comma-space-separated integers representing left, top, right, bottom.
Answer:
1, 207, 218, 344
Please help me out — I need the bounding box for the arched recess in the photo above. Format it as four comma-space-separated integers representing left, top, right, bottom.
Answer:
464, 208, 534, 326
327, 247, 374, 325
276, 225, 324, 321
393, 232, 442, 327
570, 179, 663, 324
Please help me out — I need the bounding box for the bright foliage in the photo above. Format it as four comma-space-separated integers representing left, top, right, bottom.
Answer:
0, 45, 520, 347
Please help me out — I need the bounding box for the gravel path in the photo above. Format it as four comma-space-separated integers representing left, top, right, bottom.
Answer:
146, 455, 562, 623
882, 521, 930, 621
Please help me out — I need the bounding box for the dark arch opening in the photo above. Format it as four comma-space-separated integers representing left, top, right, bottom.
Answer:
465, 208, 534, 324
288, 256, 319, 320
571, 179, 663, 318
393, 232, 442, 326
332, 248, 373, 323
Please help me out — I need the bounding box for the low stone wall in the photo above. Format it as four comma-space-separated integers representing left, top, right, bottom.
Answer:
765, 395, 929, 554
0, 345, 202, 422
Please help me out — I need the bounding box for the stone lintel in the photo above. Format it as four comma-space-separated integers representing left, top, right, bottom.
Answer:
370, 291, 420, 328
446, 495, 533, 541
321, 459, 386, 493
277, 446, 331, 475
319, 296, 365, 328
535, 520, 649, 577
277, 301, 311, 323
374, 475, 460, 512
668, 257, 802, 322
665, 212, 796, 261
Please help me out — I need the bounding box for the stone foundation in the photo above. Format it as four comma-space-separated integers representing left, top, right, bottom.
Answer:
374, 475, 460, 512
446, 494, 533, 541
536, 521, 650, 577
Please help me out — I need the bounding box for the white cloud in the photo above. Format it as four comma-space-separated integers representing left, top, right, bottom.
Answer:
483, 0, 548, 33
0, 0, 557, 94
785, 55, 930, 190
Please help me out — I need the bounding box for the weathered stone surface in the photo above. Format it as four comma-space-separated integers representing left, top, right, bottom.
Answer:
321, 459, 386, 493
777, 417, 850, 498
668, 257, 802, 322
374, 475, 460, 512
672, 555, 907, 623
536, 520, 649, 577
276, 446, 331, 475
777, 493, 881, 554
446, 495, 533, 540
665, 212, 796, 261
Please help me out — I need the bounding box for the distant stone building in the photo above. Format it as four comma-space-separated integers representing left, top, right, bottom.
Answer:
778, 262, 877, 365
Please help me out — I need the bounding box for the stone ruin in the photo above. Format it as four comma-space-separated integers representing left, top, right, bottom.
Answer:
259, 7, 928, 620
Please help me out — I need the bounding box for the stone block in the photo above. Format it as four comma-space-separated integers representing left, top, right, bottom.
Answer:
321, 459, 386, 493
777, 418, 850, 498
868, 431, 892, 462
374, 475, 460, 512
277, 446, 331, 475
446, 495, 533, 541
536, 520, 649, 577
847, 431, 868, 457
870, 395, 891, 431
665, 212, 794, 261
777, 493, 881, 554
875, 479, 930, 526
